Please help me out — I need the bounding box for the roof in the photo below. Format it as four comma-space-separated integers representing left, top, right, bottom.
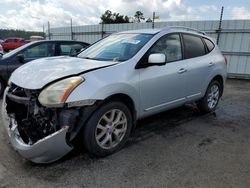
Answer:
118, 29, 162, 35
31, 40, 89, 45
117, 26, 206, 36
5, 37, 24, 40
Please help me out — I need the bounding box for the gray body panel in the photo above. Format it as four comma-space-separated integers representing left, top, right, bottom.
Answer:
2, 27, 227, 163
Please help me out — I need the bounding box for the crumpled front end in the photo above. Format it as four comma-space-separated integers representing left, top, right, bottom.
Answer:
2, 85, 79, 163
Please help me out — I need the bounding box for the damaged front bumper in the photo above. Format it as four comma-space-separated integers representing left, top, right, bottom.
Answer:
2, 87, 73, 164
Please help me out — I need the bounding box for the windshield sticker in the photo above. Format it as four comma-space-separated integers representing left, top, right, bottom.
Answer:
121, 39, 140, 44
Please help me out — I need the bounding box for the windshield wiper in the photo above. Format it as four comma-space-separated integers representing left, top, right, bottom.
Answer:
81, 57, 109, 61
81, 57, 96, 60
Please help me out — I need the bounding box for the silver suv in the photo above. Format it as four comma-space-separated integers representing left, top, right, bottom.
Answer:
2, 27, 227, 163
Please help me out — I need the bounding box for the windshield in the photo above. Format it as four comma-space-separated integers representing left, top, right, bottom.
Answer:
2, 42, 34, 59
78, 33, 153, 62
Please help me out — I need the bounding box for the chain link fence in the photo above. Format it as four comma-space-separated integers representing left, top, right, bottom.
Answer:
46, 20, 250, 79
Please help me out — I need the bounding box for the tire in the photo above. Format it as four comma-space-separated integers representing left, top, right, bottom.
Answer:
197, 80, 222, 114
82, 101, 132, 157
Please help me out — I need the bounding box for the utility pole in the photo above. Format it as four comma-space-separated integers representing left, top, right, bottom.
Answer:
47, 21, 51, 40
216, 6, 224, 45
152, 12, 155, 29
101, 23, 104, 38
70, 18, 73, 40
42, 24, 45, 39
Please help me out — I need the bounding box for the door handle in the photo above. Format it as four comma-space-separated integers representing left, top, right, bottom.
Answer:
208, 62, 215, 67
178, 68, 187, 74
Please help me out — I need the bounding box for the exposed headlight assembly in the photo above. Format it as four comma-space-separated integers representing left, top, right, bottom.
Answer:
38, 76, 84, 107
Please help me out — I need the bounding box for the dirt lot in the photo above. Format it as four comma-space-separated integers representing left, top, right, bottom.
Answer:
0, 79, 249, 188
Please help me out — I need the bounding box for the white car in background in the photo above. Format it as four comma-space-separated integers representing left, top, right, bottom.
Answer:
0, 44, 3, 56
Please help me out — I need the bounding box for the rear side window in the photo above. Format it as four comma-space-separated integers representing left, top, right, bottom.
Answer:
5, 39, 13, 43
182, 34, 205, 59
203, 38, 215, 52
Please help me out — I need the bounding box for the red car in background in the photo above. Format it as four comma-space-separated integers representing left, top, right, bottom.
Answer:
2, 38, 28, 52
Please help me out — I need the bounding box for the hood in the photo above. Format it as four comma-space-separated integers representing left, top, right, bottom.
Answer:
10, 56, 117, 89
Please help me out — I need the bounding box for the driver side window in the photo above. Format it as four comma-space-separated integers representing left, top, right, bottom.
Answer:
149, 34, 182, 63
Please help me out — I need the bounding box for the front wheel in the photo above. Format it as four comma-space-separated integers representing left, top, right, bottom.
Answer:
197, 80, 222, 113
82, 101, 132, 157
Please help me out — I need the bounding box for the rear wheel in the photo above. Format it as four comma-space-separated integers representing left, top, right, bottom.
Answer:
197, 80, 222, 113
82, 101, 132, 157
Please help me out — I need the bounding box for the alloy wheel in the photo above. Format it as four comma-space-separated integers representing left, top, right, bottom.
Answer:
95, 109, 127, 149
207, 84, 220, 109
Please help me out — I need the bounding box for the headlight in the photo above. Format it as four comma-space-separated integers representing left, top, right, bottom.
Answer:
38, 76, 84, 107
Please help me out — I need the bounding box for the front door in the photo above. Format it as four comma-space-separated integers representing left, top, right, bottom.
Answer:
138, 34, 188, 116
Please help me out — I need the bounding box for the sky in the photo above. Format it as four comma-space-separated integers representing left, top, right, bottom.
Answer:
0, 0, 250, 31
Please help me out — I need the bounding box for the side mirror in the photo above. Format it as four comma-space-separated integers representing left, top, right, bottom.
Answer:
16, 54, 24, 63
148, 53, 166, 64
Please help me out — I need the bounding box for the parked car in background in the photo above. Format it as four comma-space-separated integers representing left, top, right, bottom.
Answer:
2, 27, 227, 163
0, 44, 3, 56
1, 38, 28, 52
30, 35, 44, 41
0, 40, 89, 95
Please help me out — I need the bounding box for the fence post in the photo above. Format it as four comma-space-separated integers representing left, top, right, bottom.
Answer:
42, 24, 45, 39
47, 21, 51, 40
216, 6, 224, 45
152, 12, 155, 29
101, 23, 104, 38
70, 18, 73, 40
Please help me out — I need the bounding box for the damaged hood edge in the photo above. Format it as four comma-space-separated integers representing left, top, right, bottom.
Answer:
9, 56, 117, 89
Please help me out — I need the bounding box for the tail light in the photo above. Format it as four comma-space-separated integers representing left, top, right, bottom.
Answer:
223, 55, 227, 65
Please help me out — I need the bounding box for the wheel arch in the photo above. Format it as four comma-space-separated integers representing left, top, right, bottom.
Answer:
103, 93, 137, 130
211, 75, 224, 96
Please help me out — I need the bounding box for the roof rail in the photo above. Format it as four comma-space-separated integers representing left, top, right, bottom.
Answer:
165, 26, 207, 35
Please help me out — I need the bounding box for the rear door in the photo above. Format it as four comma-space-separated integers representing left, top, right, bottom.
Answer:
138, 33, 188, 115
13, 39, 19, 49
181, 34, 213, 100
3, 39, 13, 51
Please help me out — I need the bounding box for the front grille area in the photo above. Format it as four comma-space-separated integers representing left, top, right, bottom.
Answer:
6, 85, 57, 144
8, 83, 27, 98
8, 83, 41, 99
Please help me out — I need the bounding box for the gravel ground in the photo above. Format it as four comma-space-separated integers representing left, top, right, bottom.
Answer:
0, 79, 250, 188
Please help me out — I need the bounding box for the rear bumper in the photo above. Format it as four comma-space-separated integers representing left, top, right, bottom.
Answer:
2, 87, 73, 164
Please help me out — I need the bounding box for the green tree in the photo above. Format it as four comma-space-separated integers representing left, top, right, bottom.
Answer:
100, 10, 130, 24
0, 29, 44, 40
134, 11, 145, 23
